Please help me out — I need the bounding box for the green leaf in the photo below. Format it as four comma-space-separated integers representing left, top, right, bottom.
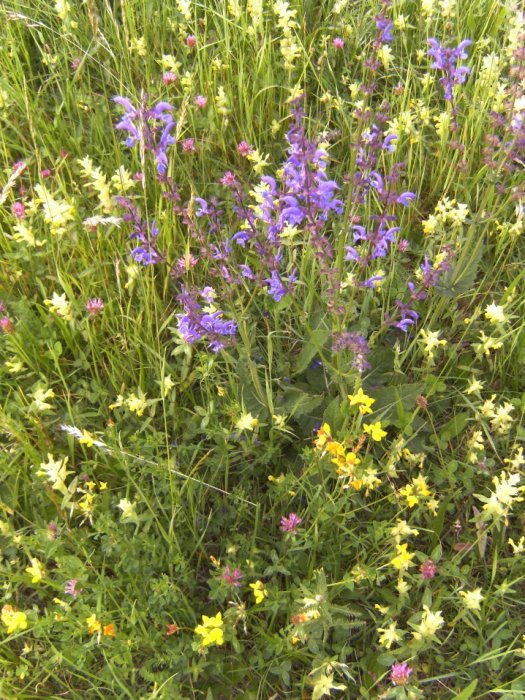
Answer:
452, 679, 478, 699
293, 329, 330, 374
439, 412, 470, 441
275, 386, 323, 417
436, 243, 484, 297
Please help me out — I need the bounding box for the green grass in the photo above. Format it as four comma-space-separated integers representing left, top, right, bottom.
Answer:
0, 0, 525, 697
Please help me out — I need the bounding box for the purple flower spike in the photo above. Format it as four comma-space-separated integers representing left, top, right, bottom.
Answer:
113, 95, 176, 175
427, 38, 472, 101
396, 191, 416, 207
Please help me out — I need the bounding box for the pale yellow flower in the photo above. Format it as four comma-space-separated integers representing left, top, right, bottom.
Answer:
44, 292, 73, 321
36, 454, 71, 494
412, 605, 444, 641
126, 393, 147, 416
32, 387, 56, 413
117, 499, 139, 523
485, 302, 507, 324
236, 412, 259, 431
377, 621, 403, 649
390, 520, 419, 543
459, 588, 484, 611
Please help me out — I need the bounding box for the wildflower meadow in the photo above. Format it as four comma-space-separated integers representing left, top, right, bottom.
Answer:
1, 0, 525, 697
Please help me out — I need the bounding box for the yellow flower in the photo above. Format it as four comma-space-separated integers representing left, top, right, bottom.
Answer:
363, 422, 387, 441
314, 423, 332, 450
35, 184, 75, 236
459, 588, 484, 611
78, 430, 95, 448
485, 302, 507, 324
419, 329, 447, 364
399, 475, 433, 508
508, 536, 525, 554
390, 520, 419, 542
249, 580, 268, 604
466, 377, 484, 395
126, 393, 147, 416
86, 614, 101, 634
235, 412, 259, 431
473, 331, 503, 357
272, 414, 287, 429
347, 387, 375, 415
32, 387, 56, 413
44, 292, 73, 321
36, 453, 70, 494
377, 621, 403, 649
158, 374, 175, 399
411, 605, 444, 641
194, 612, 224, 647
378, 44, 393, 69
5, 359, 24, 373
25, 557, 45, 584
1, 605, 28, 634
390, 543, 415, 571
129, 36, 147, 56
331, 451, 360, 470
117, 499, 139, 523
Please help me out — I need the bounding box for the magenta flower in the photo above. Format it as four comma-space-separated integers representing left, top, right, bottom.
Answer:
47, 522, 58, 540
70, 58, 81, 71
162, 72, 177, 85
86, 298, 104, 317
64, 579, 81, 597
280, 513, 303, 534
420, 559, 438, 580
195, 95, 208, 109
0, 316, 14, 334
237, 140, 253, 157
40, 169, 51, 178
12, 201, 26, 219
220, 170, 238, 187
186, 34, 196, 48
390, 662, 413, 686
333, 37, 345, 49
182, 138, 195, 152
222, 565, 243, 587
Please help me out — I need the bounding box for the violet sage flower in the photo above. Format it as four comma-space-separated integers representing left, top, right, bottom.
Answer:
113, 95, 176, 175
427, 38, 472, 101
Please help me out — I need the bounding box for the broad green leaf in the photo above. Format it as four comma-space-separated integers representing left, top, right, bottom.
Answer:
452, 679, 478, 699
